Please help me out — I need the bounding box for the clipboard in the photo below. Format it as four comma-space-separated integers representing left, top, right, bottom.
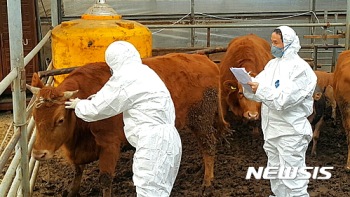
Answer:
229, 67, 252, 92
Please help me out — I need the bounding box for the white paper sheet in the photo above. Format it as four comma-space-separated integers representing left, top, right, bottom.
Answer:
229, 67, 252, 92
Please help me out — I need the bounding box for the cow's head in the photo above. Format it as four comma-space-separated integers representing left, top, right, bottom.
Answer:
222, 78, 261, 121
27, 73, 78, 161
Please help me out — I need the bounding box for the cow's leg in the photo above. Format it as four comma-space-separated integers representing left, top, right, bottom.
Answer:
331, 100, 337, 126
203, 154, 215, 187
98, 142, 122, 197
251, 125, 264, 151
217, 89, 230, 134
188, 88, 218, 193
194, 133, 216, 187
325, 86, 337, 126
345, 130, 350, 171
64, 164, 85, 197
219, 88, 230, 121
338, 99, 350, 171
311, 117, 324, 157
252, 126, 259, 135
343, 115, 350, 171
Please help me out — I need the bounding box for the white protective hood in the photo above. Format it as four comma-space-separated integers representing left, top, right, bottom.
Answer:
277, 26, 301, 58
105, 41, 142, 73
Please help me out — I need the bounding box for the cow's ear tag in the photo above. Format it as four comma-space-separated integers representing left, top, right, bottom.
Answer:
231, 86, 236, 90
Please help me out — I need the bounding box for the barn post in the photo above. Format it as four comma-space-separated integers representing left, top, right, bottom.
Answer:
346, 0, 350, 50
51, 0, 59, 27
309, 0, 316, 45
6, 0, 30, 196
190, 0, 195, 47
309, 0, 316, 68
332, 14, 339, 72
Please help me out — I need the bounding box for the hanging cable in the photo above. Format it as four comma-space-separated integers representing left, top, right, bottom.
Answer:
152, 12, 191, 34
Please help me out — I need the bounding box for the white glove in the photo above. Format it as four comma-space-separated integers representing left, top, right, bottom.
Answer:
65, 98, 81, 109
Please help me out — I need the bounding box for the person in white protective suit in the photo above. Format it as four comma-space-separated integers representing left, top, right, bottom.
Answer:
244, 26, 317, 197
65, 41, 182, 197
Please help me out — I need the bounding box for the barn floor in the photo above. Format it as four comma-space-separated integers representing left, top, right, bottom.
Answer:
31, 108, 350, 197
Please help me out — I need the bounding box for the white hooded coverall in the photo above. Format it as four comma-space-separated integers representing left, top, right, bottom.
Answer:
74, 41, 182, 197
243, 26, 317, 197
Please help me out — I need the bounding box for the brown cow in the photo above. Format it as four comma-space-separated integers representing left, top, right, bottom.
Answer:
28, 63, 127, 197
314, 70, 337, 126
333, 50, 350, 171
143, 53, 229, 189
219, 33, 272, 133
27, 53, 228, 196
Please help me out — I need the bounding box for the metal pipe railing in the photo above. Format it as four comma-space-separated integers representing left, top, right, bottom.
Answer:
7, 125, 37, 197
0, 65, 50, 196
0, 128, 20, 173
7, 0, 30, 195
0, 116, 36, 195
146, 22, 346, 29
0, 65, 53, 196
0, 122, 14, 153
0, 145, 22, 197
42, 10, 348, 23
30, 161, 40, 196
9, 158, 36, 197
0, 69, 17, 96
8, 164, 23, 197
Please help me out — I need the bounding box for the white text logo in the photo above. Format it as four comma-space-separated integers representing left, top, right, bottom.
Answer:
245, 167, 333, 180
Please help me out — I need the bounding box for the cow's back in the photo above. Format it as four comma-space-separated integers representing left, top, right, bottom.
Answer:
60, 62, 111, 99
142, 53, 220, 129
315, 70, 334, 89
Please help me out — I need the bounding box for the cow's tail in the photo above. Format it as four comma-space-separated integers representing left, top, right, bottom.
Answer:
216, 86, 230, 137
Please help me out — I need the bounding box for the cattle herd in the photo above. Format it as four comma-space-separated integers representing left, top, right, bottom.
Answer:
25, 34, 350, 196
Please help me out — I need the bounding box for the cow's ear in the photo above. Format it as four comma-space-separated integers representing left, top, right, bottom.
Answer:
223, 80, 238, 92
31, 73, 44, 88
313, 92, 322, 101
